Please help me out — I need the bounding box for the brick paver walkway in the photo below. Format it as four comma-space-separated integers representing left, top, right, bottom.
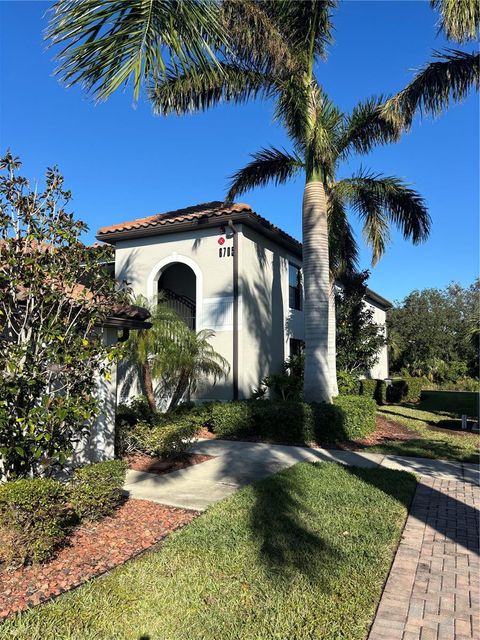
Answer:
369, 477, 480, 640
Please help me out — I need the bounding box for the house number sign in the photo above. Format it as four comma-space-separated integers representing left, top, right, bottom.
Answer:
217, 236, 234, 258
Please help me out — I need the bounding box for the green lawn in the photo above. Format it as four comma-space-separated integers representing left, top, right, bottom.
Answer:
368, 404, 479, 463
1, 463, 416, 640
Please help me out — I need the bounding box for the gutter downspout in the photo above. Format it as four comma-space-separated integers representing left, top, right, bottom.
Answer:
228, 220, 239, 400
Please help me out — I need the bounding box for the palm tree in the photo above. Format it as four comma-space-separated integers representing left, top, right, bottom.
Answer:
150, 1, 430, 402
385, 0, 479, 124
47, 0, 228, 101
124, 299, 229, 412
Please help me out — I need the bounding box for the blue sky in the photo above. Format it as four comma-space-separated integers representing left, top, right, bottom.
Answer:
0, 1, 478, 302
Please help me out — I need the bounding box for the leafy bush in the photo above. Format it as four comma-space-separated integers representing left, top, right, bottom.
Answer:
359, 378, 386, 405
116, 396, 156, 427
337, 370, 360, 395
0, 478, 69, 566
210, 397, 376, 444
210, 402, 254, 438
332, 395, 377, 439
386, 376, 431, 403
69, 460, 127, 522
128, 421, 199, 459
436, 377, 479, 392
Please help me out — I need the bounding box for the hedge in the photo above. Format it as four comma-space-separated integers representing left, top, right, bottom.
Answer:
387, 376, 430, 403
420, 390, 479, 418
127, 420, 199, 459
210, 397, 376, 444
0, 478, 70, 566
69, 460, 127, 522
359, 379, 386, 405
337, 371, 361, 395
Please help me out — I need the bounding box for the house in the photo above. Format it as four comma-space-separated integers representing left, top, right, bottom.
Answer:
97, 201, 391, 403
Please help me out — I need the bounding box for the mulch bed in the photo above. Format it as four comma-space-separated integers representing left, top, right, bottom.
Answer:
125, 451, 214, 475
0, 499, 199, 621
348, 415, 415, 448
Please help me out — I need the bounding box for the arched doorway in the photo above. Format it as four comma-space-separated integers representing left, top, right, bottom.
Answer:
158, 262, 196, 330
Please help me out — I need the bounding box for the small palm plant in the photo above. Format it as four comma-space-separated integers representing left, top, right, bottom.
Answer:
151, 1, 431, 402
124, 298, 229, 413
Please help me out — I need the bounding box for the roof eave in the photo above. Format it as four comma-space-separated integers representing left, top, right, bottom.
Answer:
96, 210, 303, 257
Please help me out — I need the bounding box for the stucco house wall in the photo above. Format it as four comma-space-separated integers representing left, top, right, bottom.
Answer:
98, 201, 391, 405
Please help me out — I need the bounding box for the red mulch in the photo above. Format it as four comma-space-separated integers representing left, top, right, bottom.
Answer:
0, 499, 199, 621
197, 427, 216, 440
125, 451, 213, 475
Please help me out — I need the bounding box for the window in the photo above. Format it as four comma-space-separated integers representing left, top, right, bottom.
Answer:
289, 263, 302, 310
289, 339, 304, 357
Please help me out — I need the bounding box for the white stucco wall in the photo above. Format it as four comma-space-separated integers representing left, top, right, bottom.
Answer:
71, 326, 118, 465
365, 299, 389, 379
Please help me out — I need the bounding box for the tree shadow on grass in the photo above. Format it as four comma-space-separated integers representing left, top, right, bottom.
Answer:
249, 467, 343, 587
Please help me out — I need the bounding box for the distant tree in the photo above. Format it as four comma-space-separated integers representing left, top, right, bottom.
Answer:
388, 280, 479, 380
0, 152, 122, 480
335, 271, 386, 374
124, 298, 229, 413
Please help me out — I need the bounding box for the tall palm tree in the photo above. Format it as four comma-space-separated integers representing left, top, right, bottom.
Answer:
47, 0, 228, 101
385, 0, 479, 124
150, 1, 430, 402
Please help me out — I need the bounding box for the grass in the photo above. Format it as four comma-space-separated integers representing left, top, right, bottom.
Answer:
368, 404, 479, 463
0, 463, 416, 640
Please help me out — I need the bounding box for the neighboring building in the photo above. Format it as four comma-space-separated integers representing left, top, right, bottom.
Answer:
97, 201, 391, 403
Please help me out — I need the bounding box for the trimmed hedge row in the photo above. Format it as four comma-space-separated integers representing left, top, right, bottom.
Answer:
127, 420, 199, 459
0, 460, 127, 567
210, 396, 376, 444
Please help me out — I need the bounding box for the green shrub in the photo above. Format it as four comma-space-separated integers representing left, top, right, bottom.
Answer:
437, 377, 479, 392
251, 401, 315, 442
386, 376, 430, 403
332, 395, 377, 439
359, 378, 386, 405
210, 396, 376, 444
337, 371, 360, 395
210, 402, 254, 438
0, 478, 69, 566
128, 421, 199, 459
69, 460, 127, 522
116, 396, 155, 427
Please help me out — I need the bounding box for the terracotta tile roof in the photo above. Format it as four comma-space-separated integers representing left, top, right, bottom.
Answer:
97, 201, 250, 235
96, 201, 302, 252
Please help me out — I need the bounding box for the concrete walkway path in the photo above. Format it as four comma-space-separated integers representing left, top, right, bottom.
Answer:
124, 439, 479, 511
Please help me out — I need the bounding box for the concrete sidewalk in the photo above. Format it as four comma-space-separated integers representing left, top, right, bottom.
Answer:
123, 439, 479, 511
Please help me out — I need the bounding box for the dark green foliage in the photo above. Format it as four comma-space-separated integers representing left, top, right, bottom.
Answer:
116, 397, 156, 427
253, 354, 304, 401
127, 421, 199, 459
332, 395, 377, 440
360, 379, 387, 405
0, 154, 123, 480
336, 271, 387, 374
420, 391, 479, 418
386, 376, 431, 403
69, 460, 127, 522
337, 370, 361, 395
0, 478, 69, 566
388, 280, 480, 380
210, 396, 376, 444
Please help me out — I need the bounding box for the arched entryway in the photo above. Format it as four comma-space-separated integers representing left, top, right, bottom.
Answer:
158, 262, 196, 330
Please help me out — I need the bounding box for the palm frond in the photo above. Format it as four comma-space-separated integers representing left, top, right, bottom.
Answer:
150, 61, 272, 115
431, 0, 479, 42
226, 147, 304, 201
339, 95, 403, 156
333, 170, 431, 264
47, 0, 227, 101
384, 49, 480, 125
327, 192, 359, 277
267, 0, 337, 62
220, 0, 295, 74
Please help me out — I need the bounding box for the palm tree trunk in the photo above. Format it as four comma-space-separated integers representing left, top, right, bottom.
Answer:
168, 370, 190, 412
141, 362, 157, 414
302, 181, 332, 403
328, 279, 339, 397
